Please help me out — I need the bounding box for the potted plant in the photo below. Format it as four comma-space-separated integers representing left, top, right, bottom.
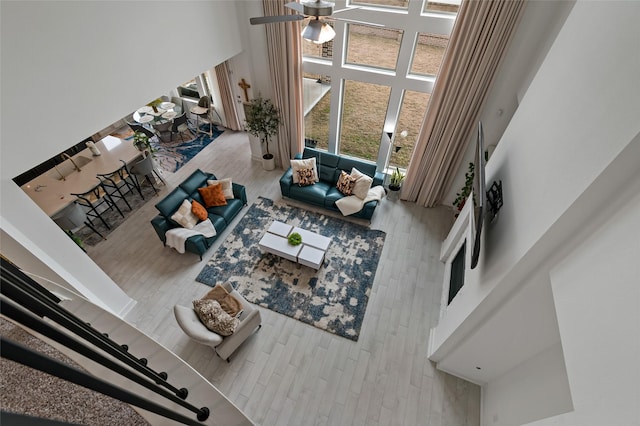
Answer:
245, 96, 281, 171
132, 131, 153, 155
453, 162, 475, 212
64, 230, 87, 253
389, 167, 405, 191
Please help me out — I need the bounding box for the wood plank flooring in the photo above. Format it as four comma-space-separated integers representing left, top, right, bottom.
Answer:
86, 130, 480, 426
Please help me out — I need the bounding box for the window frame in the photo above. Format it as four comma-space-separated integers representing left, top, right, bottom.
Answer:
302, 1, 459, 173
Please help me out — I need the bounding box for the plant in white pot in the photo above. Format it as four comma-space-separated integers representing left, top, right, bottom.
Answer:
389, 167, 405, 191
245, 96, 281, 171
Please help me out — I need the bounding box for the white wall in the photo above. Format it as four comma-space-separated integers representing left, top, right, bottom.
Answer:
0, 1, 244, 314
428, 0, 640, 423
231, 1, 272, 160
483, 342, 573, 426
527, 171, 640, 426
436, 272, 563, 384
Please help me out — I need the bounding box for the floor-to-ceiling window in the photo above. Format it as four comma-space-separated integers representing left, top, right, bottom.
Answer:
303, 0, 459, 174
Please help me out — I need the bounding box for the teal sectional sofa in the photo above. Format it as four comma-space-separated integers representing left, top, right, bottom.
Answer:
280, 148, 385, 220
151, 169, 247, 259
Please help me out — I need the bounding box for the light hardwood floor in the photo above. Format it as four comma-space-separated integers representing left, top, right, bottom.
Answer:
86, 130, 480, 426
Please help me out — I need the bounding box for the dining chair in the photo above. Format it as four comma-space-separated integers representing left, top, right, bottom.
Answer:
171, 113, 190, 142
128, 123, 158, 141
195, 96, 214, 137
52, 202, 106, 241
71, 180, 123, 230
152, 121, 173, 142
97, 160, 142, 211
130, 155, 164, 196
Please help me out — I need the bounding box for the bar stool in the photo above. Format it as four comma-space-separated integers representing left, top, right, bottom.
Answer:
52, 202, 106, 242
71, 180, 123, 230
97, 160, 142, 211
130, 155, 164, 197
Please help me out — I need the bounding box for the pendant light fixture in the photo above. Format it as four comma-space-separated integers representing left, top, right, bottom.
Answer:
302, 18, 335, 44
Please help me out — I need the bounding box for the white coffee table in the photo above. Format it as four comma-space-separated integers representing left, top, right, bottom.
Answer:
258, 220, 331, 270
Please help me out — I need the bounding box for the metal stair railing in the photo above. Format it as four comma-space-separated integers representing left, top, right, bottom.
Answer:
0, 257, 210, 424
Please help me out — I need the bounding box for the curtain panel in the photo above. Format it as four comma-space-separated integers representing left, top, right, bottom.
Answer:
262, 0, 304, 169
402, 0, 526, 207
215, 61, 242, 131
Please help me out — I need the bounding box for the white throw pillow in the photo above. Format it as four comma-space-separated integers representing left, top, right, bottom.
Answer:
207, 178, 234, 199
171, 199, 199, 229
350, 167, 373, 200
291, 158, 319, 184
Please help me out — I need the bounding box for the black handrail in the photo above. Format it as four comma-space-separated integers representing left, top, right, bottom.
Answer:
1, 338, 206, 425
1, 258, 189, 399
1, 298, 209, 421
0, 257, 211, 423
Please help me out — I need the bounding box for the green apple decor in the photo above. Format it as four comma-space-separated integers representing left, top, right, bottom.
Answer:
288, 232, 302, 246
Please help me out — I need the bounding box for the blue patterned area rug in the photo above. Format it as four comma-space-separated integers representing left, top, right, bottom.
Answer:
196, 197, 386, 341
150, 125, 225, 173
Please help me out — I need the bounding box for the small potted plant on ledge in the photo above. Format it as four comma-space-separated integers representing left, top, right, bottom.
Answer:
389, 167, 405, 192
453, 162, 475, 214
245, 96, 281, 171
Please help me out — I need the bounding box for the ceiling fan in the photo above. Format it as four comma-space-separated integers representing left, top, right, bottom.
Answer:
250, 0, 382, 44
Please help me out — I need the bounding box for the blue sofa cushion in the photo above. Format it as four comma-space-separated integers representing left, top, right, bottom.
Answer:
207, 198, 244, 224
302, 149, 340, 182
155, 187, 189, 219
338, 157, 377, 178
179, 169, 211, 194
324, 187, 344, 209
289, 181, 331, 206
208, 214, 227, 233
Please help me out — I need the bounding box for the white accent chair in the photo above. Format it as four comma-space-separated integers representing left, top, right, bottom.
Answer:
173, 282, 262, 362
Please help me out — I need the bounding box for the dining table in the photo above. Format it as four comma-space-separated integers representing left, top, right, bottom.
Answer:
133, 102, 183, 125
133, 102, 183, 142
20, 136, 145, 218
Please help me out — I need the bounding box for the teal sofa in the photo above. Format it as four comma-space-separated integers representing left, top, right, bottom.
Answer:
280, 148, 384, 221
151, 169, 247, 259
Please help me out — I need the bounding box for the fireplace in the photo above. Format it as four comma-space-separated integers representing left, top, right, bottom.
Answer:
448, 242, 466, 304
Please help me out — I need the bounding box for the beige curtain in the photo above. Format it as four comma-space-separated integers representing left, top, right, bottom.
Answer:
263, 0, 304, 169
402, 0, 526, 207
214, 61, 242, 131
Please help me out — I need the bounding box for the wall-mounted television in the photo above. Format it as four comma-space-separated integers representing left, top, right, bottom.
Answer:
470, 121, 486, 269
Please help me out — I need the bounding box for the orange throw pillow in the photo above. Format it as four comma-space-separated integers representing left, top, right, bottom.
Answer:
191, 200, 208, 221
198, 184, 227, 208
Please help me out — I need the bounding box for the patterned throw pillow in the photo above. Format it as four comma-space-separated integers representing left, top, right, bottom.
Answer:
170, 200, 199, 229
336, 170, 357, 196
191, 200, 208, 221
290, 158, 319, 184
296, 168, 316, 186
192, 299, 239, 336
207, 178, 234, 199
198, 184, 228, 208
